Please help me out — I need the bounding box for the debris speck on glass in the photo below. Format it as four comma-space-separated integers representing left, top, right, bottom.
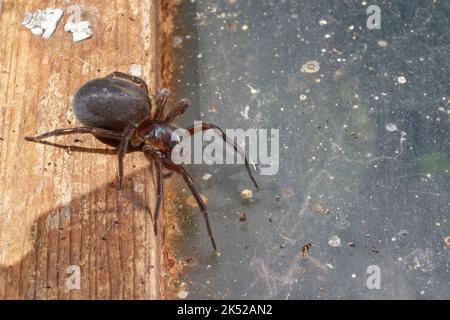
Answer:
300, 60, 320, 73
397, 76, 407, 84
328, 235, 341, 247
238, 212, 247, 222
385, 123, 398, 132
168, 0, 450, 300
202, 173, 212, 181
377, 39, 388, 47
445, 236, 450, 246
301, 242, 312, 256
176, 290, 189, 299
240, 189, 253, 200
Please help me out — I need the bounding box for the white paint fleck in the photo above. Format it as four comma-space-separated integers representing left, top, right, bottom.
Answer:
64, 20, 93, 42
241, 24, 249, 31
22, 8, 63, 39
129, 64, 143, 77
319, 19, 327, 26
133, 183, 144, 193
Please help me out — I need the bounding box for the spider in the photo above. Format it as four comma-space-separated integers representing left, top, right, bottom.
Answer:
25, 71, 259, 251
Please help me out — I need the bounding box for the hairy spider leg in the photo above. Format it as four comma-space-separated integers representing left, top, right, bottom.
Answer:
153, 88, 170, 120
164, 99, 190, 123
164, 161, 217, 251
143, 145, 164, 235
108, 71, 149, 95
25, 126, 123, 141
25, 125, 138, 190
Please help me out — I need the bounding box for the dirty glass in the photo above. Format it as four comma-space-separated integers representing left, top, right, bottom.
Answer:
169, 0, 450, 299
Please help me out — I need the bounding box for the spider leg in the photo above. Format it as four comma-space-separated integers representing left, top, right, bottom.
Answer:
164, 99, 190, 122
25, 126, 123, 141
117, 125, 136, 189
164, 162, 217, 251
107, 71, 149, 95
164, 171, 174, 179
153, 88, 170, 120
186, 123, 259, 189
143, 145, 164, 235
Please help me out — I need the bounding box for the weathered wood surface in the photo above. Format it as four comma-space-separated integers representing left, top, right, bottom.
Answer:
0, 0, 169, 299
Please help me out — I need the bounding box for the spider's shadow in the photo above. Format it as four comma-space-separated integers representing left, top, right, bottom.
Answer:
30, 139, 116, 155
0, 162, 162, 299
29, 139, 142, 155
28, 138, 157, 218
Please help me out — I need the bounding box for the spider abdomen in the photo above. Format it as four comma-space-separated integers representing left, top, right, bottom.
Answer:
73, 77, 151, 132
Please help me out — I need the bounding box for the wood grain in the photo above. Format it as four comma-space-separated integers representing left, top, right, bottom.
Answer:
0, 0, 168, 299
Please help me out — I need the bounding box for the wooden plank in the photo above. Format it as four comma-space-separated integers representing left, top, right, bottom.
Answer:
0, 0, 168, 299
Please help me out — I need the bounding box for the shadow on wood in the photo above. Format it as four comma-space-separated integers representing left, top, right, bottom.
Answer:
0, 162, 167, 299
